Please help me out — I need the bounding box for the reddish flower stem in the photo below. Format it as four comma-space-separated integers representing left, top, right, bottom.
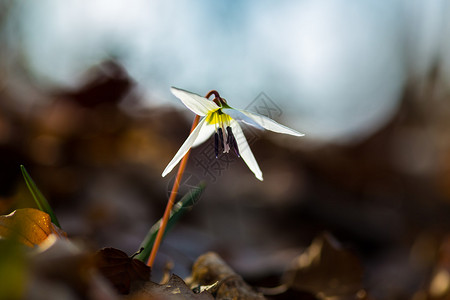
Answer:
147, 90, 220, 267
147, 114, 200, 267
205, 90, 220, 100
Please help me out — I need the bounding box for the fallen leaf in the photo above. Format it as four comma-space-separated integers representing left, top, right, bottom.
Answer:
0, 208, 65, 247
132, 274, 214, 300
29, 235, 119, 300
94, 247, 151, 294
283, 233, 366, 300
186, 252, 266, 300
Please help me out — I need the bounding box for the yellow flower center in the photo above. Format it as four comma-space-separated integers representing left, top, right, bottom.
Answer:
204, 109, 240, 158
205, 109, 231, 126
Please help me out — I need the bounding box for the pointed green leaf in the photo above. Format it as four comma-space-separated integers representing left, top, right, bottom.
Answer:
135, 183, 205, 262
20, 165, 61, 228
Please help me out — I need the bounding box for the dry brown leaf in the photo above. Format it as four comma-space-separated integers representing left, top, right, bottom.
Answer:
94, 247, 151, 295
29, 235, 119, 300
283, 233, 366, 300
0, 208, 65, 247
187, 252, 266, 300
131, 274, 214, 300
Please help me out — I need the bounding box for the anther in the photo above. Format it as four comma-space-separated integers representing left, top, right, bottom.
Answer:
214, 132, 219, 158
218, 128, 225, 149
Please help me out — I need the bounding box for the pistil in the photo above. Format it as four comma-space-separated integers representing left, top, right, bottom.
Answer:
223, 126, 240, 157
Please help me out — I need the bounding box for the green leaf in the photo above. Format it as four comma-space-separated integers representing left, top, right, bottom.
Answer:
135, 183, 205, 263
0, 239, 27, 300
20, 165, 61, 228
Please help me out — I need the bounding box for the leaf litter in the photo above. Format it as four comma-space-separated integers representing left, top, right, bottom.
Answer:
94, 247, 151, 294
1, 59, 450, 299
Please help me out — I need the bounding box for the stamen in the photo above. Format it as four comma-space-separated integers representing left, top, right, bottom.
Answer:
214, 132, 219, 158
218, 127, 225, 149
226, 126, 240, 157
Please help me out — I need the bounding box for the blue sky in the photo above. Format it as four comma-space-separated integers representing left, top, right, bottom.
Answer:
11, 0, 449, 142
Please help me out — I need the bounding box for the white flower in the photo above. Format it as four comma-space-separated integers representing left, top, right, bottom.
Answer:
162, 87, 304, 181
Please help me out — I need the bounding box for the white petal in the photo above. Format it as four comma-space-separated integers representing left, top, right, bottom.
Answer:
222, 108, 263, 130
171, 87, 219, 116
192, 123, 215, 147
162, 118, 207, 177
238, 109, 305, 136
230, 120, 263, 181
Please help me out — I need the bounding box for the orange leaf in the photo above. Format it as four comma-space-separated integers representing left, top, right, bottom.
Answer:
0, 208, 64, 247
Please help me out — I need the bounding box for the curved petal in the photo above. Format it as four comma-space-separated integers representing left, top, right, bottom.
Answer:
237, 109, 305, 136
171, 87, 219, 116
162, 118, 207, 177
192, 122, 215, 147
222, 108, 264, 130
230, 120, 263, 181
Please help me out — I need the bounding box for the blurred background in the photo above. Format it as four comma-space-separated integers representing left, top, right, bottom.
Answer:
1, 0, 450, 299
